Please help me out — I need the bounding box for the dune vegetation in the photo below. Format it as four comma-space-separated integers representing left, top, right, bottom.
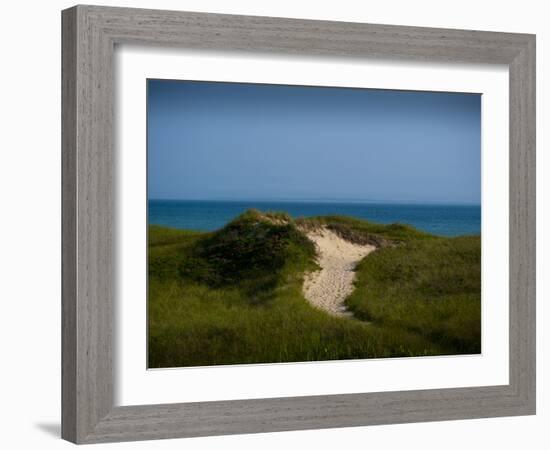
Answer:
148, 210, 481, 368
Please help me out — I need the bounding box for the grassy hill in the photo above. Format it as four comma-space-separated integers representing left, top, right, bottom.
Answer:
148, 210, 481, 368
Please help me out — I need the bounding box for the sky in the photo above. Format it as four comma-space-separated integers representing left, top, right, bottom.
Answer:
147, 79, 481, 205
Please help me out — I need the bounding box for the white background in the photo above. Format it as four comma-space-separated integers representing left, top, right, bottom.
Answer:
116, 48, 509, 405
0, 0, 547, 449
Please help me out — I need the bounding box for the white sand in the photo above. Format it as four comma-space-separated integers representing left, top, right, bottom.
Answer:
302, 227, 375, 317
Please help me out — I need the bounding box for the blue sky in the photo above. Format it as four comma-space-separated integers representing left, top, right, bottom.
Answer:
147, 79, 481, 205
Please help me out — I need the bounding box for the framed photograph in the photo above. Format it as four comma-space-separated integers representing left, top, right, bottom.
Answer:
62, 5, 536, 444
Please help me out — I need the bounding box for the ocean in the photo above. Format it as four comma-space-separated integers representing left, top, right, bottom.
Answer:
148, 200, 480, 237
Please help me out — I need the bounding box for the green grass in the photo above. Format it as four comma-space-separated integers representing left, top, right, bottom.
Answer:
346, 235, 481, 353
296, 215, 433, 244
148, 210, 481, 368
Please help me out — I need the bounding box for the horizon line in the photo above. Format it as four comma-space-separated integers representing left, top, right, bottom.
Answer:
148, 197, 481, 207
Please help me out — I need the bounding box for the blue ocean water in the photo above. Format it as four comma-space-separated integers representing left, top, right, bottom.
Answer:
148, 200, 480, 237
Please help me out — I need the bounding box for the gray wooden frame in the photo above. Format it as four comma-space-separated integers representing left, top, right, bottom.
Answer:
62, 4, 536, 444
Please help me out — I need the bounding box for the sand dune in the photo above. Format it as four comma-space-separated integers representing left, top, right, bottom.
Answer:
302, 227, 376, 317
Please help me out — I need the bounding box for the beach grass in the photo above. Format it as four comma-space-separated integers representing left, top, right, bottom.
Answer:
148, 211, 481, 368
346, 235, 481, 354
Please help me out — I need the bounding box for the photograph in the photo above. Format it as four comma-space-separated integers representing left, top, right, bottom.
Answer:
147, 79, 482, 369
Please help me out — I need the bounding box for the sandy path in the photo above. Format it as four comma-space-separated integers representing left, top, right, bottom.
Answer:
302, 227, 376, 317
